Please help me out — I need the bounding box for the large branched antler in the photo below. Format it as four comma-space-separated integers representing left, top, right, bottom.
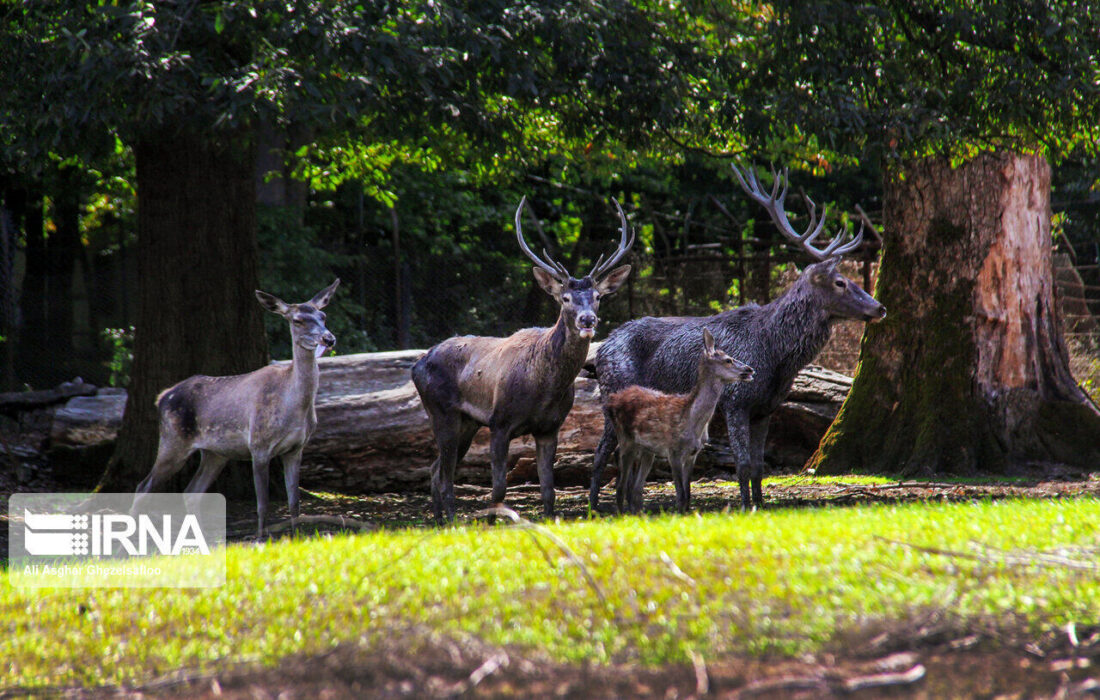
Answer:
515, 196, 635, 282
589, 198, 635, 281
731, 162, 863, 261
515, 196, 571, 281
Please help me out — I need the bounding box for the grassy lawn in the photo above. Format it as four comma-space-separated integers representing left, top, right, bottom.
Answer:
2, 492, 1098, 689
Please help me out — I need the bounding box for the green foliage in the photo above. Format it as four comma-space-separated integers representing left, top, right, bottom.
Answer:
2, 495, 1098, 687
79, 137, 137, 253
4, 1, 699, 166
721, 1, 1100, 161
100, 326, 134, 387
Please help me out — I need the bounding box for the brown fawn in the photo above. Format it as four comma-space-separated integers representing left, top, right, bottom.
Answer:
607, 328, 754, 514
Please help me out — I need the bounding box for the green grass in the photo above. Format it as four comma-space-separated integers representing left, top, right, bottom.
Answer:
765, 474, 895, 487
3, 497, 1099, 688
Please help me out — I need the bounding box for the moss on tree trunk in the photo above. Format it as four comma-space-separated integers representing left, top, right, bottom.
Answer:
100, 128, 269, 490
809, 152, 1100, 476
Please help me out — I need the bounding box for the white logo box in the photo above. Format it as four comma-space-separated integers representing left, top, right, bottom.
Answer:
8, 493, 226, 588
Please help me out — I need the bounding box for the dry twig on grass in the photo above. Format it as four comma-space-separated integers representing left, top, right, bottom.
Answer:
875, 536, 1100, 573
265, 514, 376, 535
731, 662, 926, 698
476, 505, 609, 607
688, 649, 709, 697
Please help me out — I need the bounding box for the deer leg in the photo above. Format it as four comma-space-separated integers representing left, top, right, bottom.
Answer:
180, 451, 230, 517
251, 453, 273, 538
534, 433, 558, 518
439, 421, 480, 524
184, 451, 229, 496
615, 442, 635, 514
488, 428, 512, 509
427, 413, 466, 525
669, 452, 686, 512
749, 416, 771, 508
530, 435, 558, 517
135, 436, 194, 494
671, 452, 693, 514
724, 408, 753, 511
428, 457, 444, 522
281, 446, 305, 523
131, 437, 195, 514
589, 413, 619, 511
631, 452, 656, 514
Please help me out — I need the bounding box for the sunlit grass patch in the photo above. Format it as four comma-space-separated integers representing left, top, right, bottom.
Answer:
765, 474, 894, 487
2, 498, 1098, 688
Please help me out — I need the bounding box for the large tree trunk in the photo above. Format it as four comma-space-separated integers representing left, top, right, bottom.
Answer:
18, 190, 48, 386
809, 151, 1100, 476
99, 129, 268, 490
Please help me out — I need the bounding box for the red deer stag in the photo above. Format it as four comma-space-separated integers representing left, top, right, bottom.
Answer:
412, 198, 633, 523
591, 163, 886, 512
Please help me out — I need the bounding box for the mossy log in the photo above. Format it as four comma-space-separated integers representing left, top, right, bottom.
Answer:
808, 152, 1100, 476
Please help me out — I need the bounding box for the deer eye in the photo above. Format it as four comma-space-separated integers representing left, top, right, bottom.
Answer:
833, 279, 846, 289
561, 294, 572, 303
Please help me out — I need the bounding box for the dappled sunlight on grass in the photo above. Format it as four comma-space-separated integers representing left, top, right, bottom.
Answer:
2, 498, 1098, 688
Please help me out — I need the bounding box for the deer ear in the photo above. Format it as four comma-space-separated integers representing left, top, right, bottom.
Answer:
309, 278, 340, 309
702, 327, 715, 354
595, 265, 631, 296
532, 267, 563, 298
255, 290, 290, 316
809, 259, 838, 285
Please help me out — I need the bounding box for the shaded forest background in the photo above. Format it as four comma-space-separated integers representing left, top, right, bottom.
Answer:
6, 136, 1098, 392
6, 145, 1100, 391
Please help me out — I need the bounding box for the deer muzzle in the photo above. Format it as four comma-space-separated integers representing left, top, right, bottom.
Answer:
865, 304, 887, 322
576, 312, 598, 338
313, 332, 337, 358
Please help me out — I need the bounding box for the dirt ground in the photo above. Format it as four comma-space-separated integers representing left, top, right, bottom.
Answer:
222, 472, 1100, 536
5, 473, 1100, 698
117, 620, 1100, 699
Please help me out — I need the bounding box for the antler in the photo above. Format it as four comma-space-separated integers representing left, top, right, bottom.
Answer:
730, 162, 863, 261
515, 196, 570, 281
589, 198, 635, 280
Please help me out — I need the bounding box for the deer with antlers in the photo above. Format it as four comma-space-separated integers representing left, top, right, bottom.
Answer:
413, 198, 633, 523
590, 164, 887, 512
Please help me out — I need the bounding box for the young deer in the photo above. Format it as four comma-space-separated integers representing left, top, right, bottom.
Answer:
412, 198, 633, 523
608, 328, 754, 514
132, 280, 340, 537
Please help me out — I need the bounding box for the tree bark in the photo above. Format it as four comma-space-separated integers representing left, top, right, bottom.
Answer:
100, 128, 268, 490
808, 151, 1100, 476
18, 190, 47, 386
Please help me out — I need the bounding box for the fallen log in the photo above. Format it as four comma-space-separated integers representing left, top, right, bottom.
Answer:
48, 346, 851, 493
0, 378, 97, 416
